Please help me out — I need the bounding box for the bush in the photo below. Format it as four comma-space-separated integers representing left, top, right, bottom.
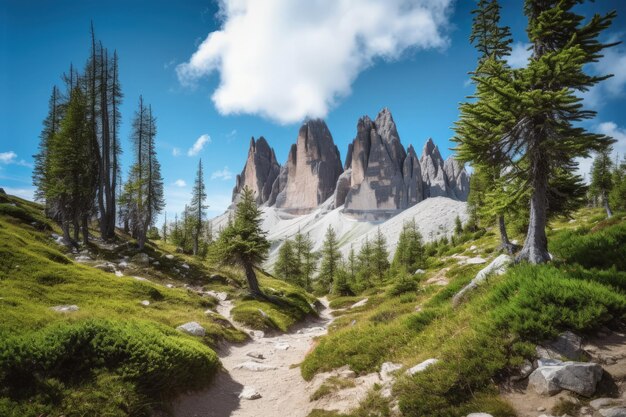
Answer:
0, 319, 219, 414
387, 274, 419, 296
550, 222, 626, 270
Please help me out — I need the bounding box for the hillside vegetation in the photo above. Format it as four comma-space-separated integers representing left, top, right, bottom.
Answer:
0, 193, 314, 416
302, 208, 626, 417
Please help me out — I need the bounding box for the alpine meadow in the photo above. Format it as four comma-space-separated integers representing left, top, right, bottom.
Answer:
3, 1, 626, 417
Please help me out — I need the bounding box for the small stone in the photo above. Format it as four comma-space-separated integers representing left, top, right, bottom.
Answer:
234, 361, 276, 372
131, 253, 150, 266
414, 269, 426, 275
165, 254, 175, 260
51, 304, 79, 312
246, 351, 265, 360
181, 263, 190, 269
274, 342, 290, 351
114, 270, 124, 277
239, 386, 261, 400
140, 300, 150, 306
537, 407, 546, 412
152, 261, 160, 266
118, 261, 129, 270
166, 284, 174, 288
176, 322, 206, 337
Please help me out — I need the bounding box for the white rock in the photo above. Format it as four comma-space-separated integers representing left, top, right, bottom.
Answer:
140, 300, 150, 306
452, 254, 512, 306
529, 360, 603, 396
380, 362, 403, 380
118, 261, 129, 270
600, 408, 626, 417
181, 263, 190, 269
176, 322, 206, 337
152, 261, 160, 266
274, 342, 290, 350
75, 255, 92, 262
591, 398, 621, 410
406, 358, 439, 375
114, 270, 124, 277
464, 257, 487, 265
234, 361, 277, 371
51, 305, 79, 312
165, 254, 175, 260
350, 298, 368, 309
239, 386, 261, 400
414, 269, 426, 275
166, 284, 174, 288
249, 330, 265, 338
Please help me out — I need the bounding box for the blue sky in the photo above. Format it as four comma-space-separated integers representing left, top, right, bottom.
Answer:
2, 0, 626, 221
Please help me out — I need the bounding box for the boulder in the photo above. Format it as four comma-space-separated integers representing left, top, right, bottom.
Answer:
176, 322, 206, 337
232, 137, 281, 206
239, 386, 262, 400
407, 358, 439, 375
273, 119, 343, 212
51, 305, 79, 313
537, 331, 586, 361
131, 253, 149, 266
452, 254, 512, 307
528, 360, 603, 396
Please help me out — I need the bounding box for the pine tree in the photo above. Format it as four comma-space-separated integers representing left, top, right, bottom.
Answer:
391, 219, 425, 274
357, 238, 374, 289
456, 0, 617, 263
162, 212, 168, 243
590, 146, 614, 218
371, 228, 389, 283
274, 239, 300, 285
46, 87, 92, 246
455, 0, 518, 254
189, 159, 208, 255
318, 226, 341, 294
210, 187, 269, 296
346, 245, 357, 288
610, 157, 626, 212
294, 230, 317, 291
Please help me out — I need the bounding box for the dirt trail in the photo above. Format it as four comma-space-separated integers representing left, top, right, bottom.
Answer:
172, 296, 335, 417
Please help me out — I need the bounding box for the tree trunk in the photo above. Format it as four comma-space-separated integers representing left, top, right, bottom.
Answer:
82, 215, 89, 246
73, 218, 80, 243
244, 263, 262, 295
517, 149, 551, 264
497, 214, 517, 254
603, 191, 613, 218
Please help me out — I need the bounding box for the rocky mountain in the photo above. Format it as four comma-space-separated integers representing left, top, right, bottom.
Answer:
272, 120, 343, 212
232, 137, 281, 205
225, 108, 470, 235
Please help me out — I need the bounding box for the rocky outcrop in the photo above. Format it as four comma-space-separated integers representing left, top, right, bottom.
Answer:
420, 138, 470, 201
343, 109, 408, 217
232, 137, 281, 205
529, 359, 603, 396
273, 120, 343, 212
333, 169, 352, 208
444, 158, 470, 201
401, 145, 424, 209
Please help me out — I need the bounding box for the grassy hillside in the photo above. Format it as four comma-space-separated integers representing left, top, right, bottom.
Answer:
303, 208, 626, 417
0, 193, 315, 416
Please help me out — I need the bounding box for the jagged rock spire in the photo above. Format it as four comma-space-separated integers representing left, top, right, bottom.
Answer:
232, 136, 281, 205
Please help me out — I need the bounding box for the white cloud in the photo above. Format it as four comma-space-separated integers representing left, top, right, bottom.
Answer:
187, 134, 211, 156
173, 179, 187, 187
1, 186, 35, 201
507, 42, 531, 69
211, 166, 233, 181
0, 151, 17, 164
172, 147, 181, 156
177, 0, 453, 124
576, 121, 626, 182
584, 44, 626, 108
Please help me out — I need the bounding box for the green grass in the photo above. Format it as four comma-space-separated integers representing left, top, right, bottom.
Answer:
0, 194, 315, 415
302, 210, 626, 417
310, 376, 356, 401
